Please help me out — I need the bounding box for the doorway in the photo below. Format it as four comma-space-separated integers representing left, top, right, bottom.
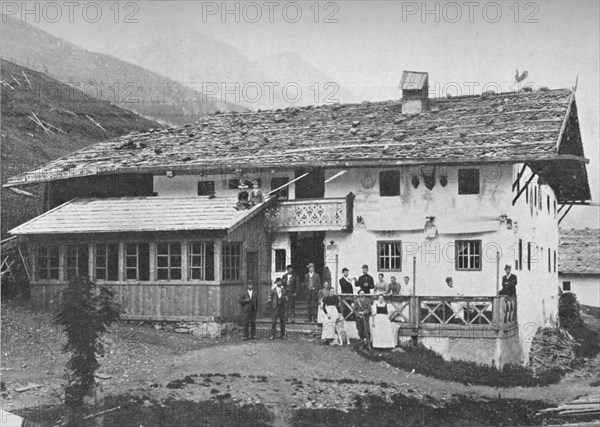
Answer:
246, 251, 258, 284
290, 231, 326, 288
295, 168, 325, 199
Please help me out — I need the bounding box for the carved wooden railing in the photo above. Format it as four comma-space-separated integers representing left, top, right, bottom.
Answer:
338, 294, 517, 334
265, 193, 354, 232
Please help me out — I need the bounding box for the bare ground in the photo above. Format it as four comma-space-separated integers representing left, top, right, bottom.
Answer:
1, 300, 599, 426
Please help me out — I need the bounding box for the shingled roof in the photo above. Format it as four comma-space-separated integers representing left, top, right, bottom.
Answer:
559, 228, 600, 275
4, 88, 590, 202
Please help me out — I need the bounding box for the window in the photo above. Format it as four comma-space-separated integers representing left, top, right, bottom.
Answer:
562, 281, 571, 291
188, 241, 215, 281
222, 242, 242, 281
96, 243, 119, 281
516, 239, 523, 271
534, 186, 538, 209
548, 248, 551, 272
527, 242, 531, 271
379, 170, 400, 197
554, 250, 557, 273
525, 185, 529, 203
38, 244, 59, 280
553, 201, 557, 218
455, 240, 481, 270
65, 244, 88, 279
156, 242, 182, 280
547, 196, 550, 213
377, 241, 402, 271
274, 249, 287, 272
270, 177, 290, 199
197, 181, 215, 196
458, 169, 480, 195
125, 243, 150, 281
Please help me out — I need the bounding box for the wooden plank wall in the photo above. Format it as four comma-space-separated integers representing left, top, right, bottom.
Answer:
221, 213, 273, 321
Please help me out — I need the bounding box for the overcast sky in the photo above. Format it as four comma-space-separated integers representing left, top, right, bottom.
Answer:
22, 0, 600, 227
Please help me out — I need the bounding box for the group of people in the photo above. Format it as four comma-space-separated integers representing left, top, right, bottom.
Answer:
238, 262, 518, 346
236, 180, 264, 210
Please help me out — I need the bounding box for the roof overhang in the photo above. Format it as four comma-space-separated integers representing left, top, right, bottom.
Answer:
9, 196, 273, 236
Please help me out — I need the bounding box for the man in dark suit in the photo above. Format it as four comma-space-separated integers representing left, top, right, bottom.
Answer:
282, 265, 299, 323
356, 264, 375, 294
239, 282, 259, 340
499, 265, 518, 296
353, 291, 372, 348
268, 278, 288, 339
303, 263, 321, 322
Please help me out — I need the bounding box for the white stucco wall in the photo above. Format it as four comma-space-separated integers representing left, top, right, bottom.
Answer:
153, 171, 295, 198
151, 163, 561, 364
560, 274, 600, 308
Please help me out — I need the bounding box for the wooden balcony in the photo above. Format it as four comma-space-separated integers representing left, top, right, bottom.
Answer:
340, 295, 517, 338
265, 193, 354, 232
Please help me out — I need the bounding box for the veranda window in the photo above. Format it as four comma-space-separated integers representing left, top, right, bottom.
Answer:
156, 242, 182, 280
65, 244, 89, 279
38, 244, 59, 280
125, 243, 150, 281
222, 242, 242, 281
95, 243, 119, 281
188, 241, 215, 281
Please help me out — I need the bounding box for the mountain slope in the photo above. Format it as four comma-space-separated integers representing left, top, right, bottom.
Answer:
0, 59, 160, 237
0, 15, 246, 125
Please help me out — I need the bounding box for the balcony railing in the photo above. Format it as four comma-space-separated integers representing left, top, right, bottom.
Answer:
265, 193, 354, 232
339, 295, 517, 337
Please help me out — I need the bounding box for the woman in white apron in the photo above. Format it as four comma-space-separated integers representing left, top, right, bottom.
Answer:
321, 288, 342, 342
371, 294, 399, 349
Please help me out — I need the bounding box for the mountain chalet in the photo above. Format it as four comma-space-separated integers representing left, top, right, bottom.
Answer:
5, 72, 591, 366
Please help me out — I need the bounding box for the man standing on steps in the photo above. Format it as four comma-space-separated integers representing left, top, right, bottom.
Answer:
303, 262, 321, 323
268, 277, 288, 340
282, 265, 299, 323
239, 282, 259, 340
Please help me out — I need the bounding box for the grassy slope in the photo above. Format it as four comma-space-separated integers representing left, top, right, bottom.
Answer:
1, 59, 160, 237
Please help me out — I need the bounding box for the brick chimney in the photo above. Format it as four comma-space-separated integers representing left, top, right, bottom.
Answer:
400, 71, 429, 114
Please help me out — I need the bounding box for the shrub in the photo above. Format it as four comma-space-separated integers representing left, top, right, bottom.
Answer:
559, 292, 583, 328
54, 276, 121, 405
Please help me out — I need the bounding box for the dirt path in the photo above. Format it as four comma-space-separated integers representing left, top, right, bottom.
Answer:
2, 302, 599, 425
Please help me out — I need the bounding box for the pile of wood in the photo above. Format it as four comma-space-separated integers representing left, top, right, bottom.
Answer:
529, 328, 578, 375
537, 393, 600, 422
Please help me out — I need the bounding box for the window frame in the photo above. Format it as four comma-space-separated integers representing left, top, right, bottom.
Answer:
64, 244, 89, 280
187, 241, 215, 281
95, 242, 119, 282
37, 244, 60, 281
222, 242, 243, 282
377, 241, 402, 272
197, 180, 215, 196
458, 169, 480, 195
270, 177, 290, 199
455, 240, 482, 271
274, 249, 287, 272
562, 281, 571, 291
379, 170, 400, 197
125, 242, 151, 281
156, 241, 182, 281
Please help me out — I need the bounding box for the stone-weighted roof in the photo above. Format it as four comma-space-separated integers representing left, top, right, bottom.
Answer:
4, 89, 588, 192
559, 228, 600, 275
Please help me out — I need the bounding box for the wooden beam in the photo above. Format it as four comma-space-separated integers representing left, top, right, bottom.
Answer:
512, 164, 527, 191
512, 173, 536, 205
559, 203, 574, 224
